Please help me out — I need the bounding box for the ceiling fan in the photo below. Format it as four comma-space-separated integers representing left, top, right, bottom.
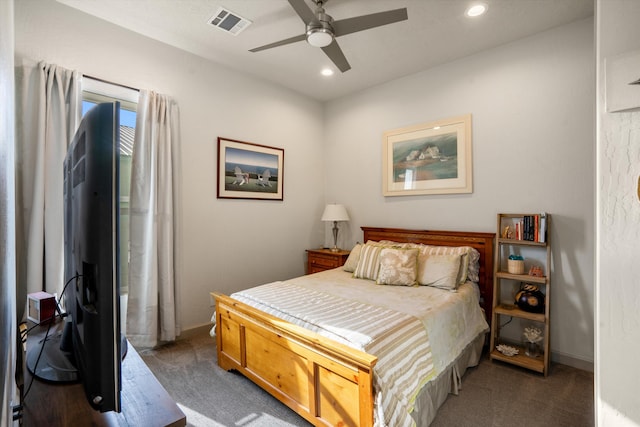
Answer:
249, 0, 408, 73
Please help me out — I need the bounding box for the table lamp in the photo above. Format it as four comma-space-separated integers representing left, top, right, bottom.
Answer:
321, 204, 350, 252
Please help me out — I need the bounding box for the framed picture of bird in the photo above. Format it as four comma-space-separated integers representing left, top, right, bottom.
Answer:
217, 137, 284, 200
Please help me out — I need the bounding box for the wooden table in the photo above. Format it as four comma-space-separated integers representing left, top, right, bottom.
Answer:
21, 322, 186, 426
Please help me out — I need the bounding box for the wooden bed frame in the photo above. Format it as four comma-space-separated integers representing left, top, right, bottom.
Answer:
211, 226, 494, 427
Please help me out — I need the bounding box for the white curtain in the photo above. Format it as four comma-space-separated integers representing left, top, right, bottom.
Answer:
1, 1, 17, 425
127, 90, 182, 348
15, 60, 81, 303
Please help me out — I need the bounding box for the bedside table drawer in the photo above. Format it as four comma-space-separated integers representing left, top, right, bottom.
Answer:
306, 249, 350, 274
310, 255, 340, 268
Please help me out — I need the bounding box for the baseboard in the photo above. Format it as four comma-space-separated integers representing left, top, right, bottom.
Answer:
551, 350, 594, 372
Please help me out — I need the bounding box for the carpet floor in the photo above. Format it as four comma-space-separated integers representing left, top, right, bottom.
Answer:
138, 330, 593, 427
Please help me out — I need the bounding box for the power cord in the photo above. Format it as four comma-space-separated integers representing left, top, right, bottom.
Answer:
22, 274, 81, 401
500, 316, 513, 329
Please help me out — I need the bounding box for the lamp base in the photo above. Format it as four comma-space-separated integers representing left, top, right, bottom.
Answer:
331, 221, 340, 253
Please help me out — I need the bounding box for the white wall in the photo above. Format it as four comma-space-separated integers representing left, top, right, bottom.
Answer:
324, 18, 595, 368
14, 0, 326, 332
596, 1, 640, 425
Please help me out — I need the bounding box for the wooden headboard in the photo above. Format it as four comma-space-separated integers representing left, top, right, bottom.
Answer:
362, 226, 495, 323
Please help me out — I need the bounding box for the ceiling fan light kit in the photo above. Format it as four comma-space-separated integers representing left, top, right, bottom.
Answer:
250, 0, 408, 73
306, 10, 334, 48
307, 30, 333, 47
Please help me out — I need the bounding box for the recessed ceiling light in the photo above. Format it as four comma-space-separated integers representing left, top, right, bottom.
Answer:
321, 68, 334, 77
465, 3, 488, 18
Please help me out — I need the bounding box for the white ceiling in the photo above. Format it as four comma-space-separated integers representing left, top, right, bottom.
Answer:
57, 0, 594, 102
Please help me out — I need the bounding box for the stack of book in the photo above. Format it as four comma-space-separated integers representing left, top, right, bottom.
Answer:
513, 213, 547, 242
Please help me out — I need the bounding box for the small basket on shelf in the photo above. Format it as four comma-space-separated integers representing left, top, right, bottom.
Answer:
507, 255, 525, 274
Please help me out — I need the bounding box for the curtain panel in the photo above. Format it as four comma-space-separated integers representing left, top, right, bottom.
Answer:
15, 60, 81, 311
1, 1, 18, 424
127, 90, 182, 348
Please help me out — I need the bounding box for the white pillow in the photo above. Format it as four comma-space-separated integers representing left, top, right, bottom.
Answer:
376, 248, 419, 286
415, 245, 479, 284
417, 253, 462, 291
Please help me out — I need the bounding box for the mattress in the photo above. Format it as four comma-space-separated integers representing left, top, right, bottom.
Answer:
227, 267, 489, 427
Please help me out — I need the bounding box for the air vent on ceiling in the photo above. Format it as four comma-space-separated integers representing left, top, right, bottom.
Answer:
208, 7, 251, 36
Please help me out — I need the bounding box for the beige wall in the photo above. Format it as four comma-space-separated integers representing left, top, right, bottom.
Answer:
324, 18, 595, 368
596, 0, 640, 425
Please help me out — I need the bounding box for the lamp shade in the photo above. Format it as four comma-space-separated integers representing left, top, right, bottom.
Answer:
321, 204, 349, 222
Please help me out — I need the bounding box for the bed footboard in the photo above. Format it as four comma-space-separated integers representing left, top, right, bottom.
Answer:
211, 292, 378, 427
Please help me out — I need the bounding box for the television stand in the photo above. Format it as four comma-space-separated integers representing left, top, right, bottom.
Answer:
22, 322, 186, 426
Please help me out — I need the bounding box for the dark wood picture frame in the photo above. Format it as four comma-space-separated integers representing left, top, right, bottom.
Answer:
217, 137, 284, 200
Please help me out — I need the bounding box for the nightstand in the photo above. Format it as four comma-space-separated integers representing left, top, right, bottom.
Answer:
306, 248, 350, 274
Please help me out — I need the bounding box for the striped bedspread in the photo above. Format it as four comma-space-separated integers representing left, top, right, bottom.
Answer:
232, 281, 436, 427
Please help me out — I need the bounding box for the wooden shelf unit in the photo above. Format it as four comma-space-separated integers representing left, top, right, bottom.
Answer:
489, 213, 551, 376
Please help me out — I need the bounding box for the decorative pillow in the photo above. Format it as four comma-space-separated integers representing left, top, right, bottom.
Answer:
456, 252, 470, 285
415, 245, 480, 284
417, 253, 462, 291
343, 243, 362, 272
353, 244, 383, 280
347, 240, 404, 274
376, 248, 419, 286
375, 239, 410, 248
365, 240, 403, 248
467, 248, 480, 282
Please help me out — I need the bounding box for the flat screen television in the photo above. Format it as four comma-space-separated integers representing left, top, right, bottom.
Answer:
26, 101, 126, 413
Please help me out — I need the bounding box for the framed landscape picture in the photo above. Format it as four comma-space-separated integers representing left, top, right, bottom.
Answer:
217, 137, 284, 200
382, 114, 472, 196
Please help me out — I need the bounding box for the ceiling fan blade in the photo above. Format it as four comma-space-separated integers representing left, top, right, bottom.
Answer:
333, 8, 408, 37
287, 0, 316, 24
321, 40, 351, 72
250, 33, 307, 52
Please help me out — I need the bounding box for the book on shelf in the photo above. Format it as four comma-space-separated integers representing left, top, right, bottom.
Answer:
538, 212, 547, 243
507, 213, 547, 243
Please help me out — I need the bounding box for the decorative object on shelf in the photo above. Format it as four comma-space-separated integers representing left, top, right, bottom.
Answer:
507, 254, 524, 274
528, 265, 543, 277
321, 203, 350, 252
515, 283, 545, 313
496, 344, 519, 357
523, 326, 543, 358
502, 226, 513, 239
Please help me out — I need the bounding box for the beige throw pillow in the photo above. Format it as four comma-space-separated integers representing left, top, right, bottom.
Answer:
353, 244, 383, 280
376, 248, 419, 286
417, 253, 462, 291
343, 243, 362, 272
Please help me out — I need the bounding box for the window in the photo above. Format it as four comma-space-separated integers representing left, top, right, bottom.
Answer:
82, 77, 139, 297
